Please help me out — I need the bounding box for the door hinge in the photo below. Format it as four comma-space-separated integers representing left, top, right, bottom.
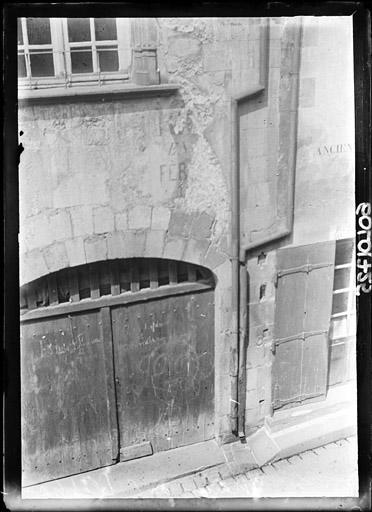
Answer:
273, 330, 328, 349
275, 262, 333, 285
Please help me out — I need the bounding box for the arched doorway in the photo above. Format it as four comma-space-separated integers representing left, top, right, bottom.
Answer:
20, 258, 215, 486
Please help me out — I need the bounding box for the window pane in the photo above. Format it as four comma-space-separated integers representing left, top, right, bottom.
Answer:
71, 49, 93, 73
95, 18, 117, 41
27, 18, 51, 45
18, 54, 27, 77
333, 267, 351, 290
328, 341, 347, 386
30, 52, 54, 77
67, 18, 91, 42
98, 48, 119, 72
17, 19, 23, 45
335, 238, 354, 266
329, 315, 348, 340
331, 291, 349, 314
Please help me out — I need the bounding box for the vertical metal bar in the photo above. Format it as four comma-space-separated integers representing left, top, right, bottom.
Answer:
187, 264, 197, 282
168, 261, 177, 285
237, 263, 248, 439
119, 264, 130, 293
68, 268, 80, 302
26, 284, 37, 310
100, 262, 111, 295
47, 274, 59, 306
20, 287, 27, 310
230, 97, 239, 435
89, 263, 100, 299
149, 260, 158, 289
130, 260, 140, 292
111, 261, 120, 296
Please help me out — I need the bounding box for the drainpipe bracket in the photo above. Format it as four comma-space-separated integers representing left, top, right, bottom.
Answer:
238, 432, 247, 443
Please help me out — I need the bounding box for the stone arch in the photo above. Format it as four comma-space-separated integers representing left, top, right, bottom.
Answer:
20, 227, 228, 287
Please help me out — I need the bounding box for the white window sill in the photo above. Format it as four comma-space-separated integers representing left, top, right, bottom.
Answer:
18, 82, 180, 104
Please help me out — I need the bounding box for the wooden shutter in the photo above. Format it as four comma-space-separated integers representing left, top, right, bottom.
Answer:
272, 240, 336, 410
131, 19, 159, 85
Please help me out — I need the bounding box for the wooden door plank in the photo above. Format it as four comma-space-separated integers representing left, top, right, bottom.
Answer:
111, 289, 215, 456
100, 307, 120, 462
21, 310, 116, 486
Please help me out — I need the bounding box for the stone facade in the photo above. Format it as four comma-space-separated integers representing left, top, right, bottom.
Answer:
18, 17, 354, 441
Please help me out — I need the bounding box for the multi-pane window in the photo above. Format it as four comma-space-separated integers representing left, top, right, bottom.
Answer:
18, 18, 56, 78
65, 18, 122, 75
17, 17, 132, 87
328, 238, 356, 387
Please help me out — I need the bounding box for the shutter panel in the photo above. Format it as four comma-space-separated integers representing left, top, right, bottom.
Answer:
131, 19, 159, 85
272, 240, 336, 410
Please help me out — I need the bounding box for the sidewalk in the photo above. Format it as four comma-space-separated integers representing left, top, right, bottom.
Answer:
22, 388, 357, 500
135, 436, 358, 498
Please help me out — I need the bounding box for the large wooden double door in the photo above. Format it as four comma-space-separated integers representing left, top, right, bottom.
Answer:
20, 259, 215, 486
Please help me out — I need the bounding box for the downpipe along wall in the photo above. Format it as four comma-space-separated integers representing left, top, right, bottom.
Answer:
230, 18, 303, 440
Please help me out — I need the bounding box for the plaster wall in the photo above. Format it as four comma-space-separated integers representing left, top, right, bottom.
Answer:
293, 16, 355, 245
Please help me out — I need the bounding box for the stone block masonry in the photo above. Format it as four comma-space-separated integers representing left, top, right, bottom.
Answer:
17, 17, 355, 453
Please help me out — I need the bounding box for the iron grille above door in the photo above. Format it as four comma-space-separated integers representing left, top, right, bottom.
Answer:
20, 258, 214, 319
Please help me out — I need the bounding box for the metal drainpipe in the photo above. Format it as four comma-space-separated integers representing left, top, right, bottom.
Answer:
230, 84, 265, 436
230, 18, 302, 439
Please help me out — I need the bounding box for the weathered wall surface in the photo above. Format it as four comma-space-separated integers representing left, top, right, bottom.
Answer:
18, 17, 354, 439
293, 16, 355, 245
18, 17, 266, 439
19, 17, 269, 285
243, 16, 355, 432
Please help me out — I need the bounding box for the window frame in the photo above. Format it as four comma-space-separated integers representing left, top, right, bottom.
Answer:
329, 239, 356, 342
328, 238, 357, 387
18, 17, 132, 89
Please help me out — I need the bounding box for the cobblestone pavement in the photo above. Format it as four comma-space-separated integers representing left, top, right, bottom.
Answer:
135, 436, 358, 498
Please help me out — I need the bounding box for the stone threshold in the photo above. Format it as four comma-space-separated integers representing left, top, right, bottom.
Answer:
22, 438, 226, 499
